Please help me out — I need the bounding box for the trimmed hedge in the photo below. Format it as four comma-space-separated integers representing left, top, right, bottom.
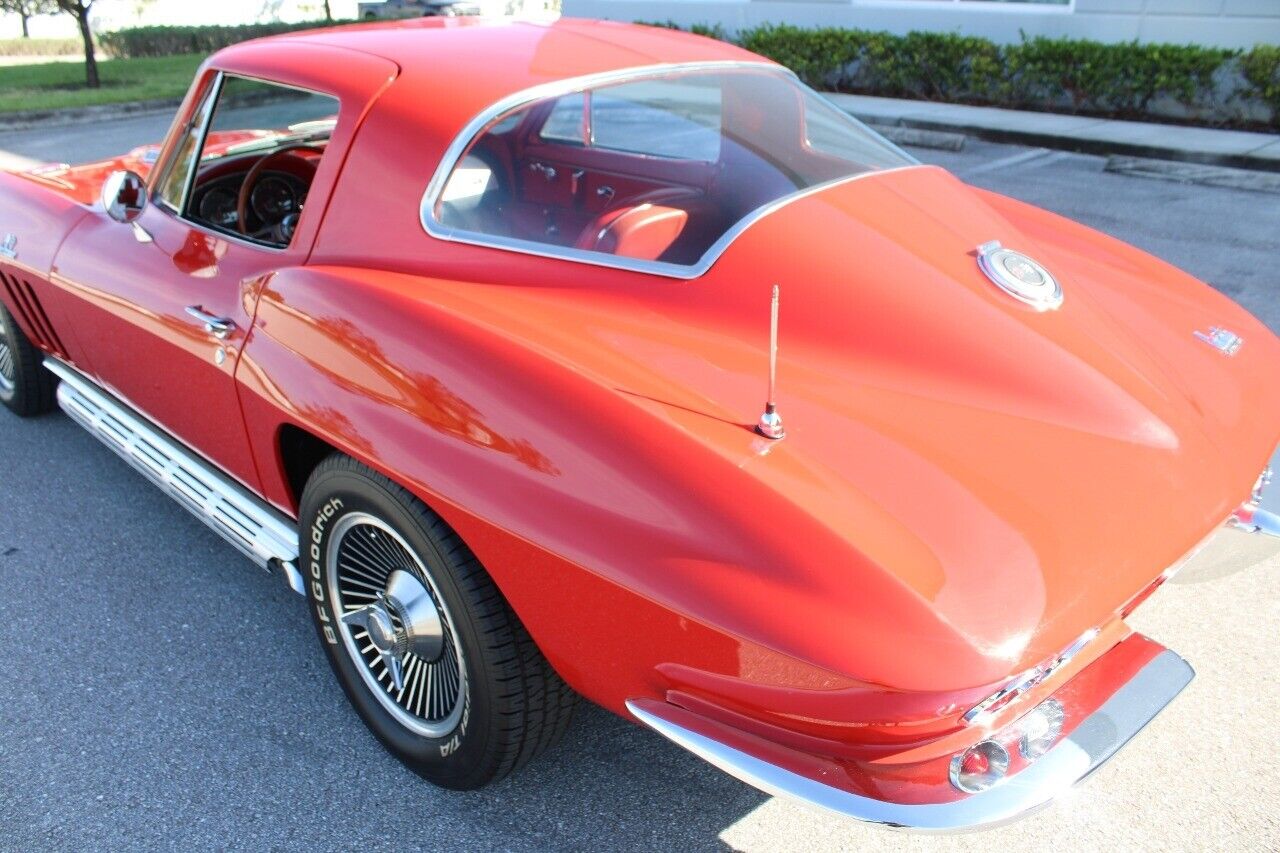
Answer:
98, 20, 352, 59
1243, 44, 1280, 121
0, 37, 84, 57
648, 21, 1278, 128
92, 19, 1279, 128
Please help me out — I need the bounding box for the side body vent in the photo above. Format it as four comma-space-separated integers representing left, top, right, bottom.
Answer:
0, 268, 67, 357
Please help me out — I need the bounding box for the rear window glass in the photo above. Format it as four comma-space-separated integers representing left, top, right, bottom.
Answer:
429, 66, 915, 272
538, 79, 722, 162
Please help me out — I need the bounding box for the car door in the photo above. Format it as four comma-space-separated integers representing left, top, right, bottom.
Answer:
50, 71, 344, 489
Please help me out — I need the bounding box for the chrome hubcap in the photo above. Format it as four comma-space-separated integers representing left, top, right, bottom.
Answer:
328, 513, 466, 738
341, 568, 445, 691
0, 321, 14, 394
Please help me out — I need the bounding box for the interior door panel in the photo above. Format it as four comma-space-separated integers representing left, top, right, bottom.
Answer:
506, 139, 718, 249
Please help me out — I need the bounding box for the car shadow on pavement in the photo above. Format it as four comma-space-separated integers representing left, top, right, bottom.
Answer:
0, 410, 768, 850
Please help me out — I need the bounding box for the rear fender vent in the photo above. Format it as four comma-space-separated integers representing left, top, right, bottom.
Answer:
0, 268, 67, 357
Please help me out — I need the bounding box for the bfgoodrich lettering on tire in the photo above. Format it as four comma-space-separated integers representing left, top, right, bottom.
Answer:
300, 454, 577, 789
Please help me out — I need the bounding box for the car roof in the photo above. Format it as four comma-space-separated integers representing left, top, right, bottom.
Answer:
208, 19, 778, 273
216, 17, 766, 119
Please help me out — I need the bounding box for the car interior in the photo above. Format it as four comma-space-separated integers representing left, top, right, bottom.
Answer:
158, 74, 340, 250
168, 69, 909, 261
187, 141, 326, 248
435, 70, 912, 268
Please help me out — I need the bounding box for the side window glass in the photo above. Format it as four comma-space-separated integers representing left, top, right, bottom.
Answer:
179, 74, 340, 249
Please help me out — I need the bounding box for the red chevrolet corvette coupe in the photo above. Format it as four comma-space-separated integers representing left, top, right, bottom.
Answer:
1, 18, 1277, 830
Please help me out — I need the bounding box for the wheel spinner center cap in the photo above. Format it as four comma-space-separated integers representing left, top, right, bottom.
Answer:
365, 604, 398, 653
340, 568, 446, 693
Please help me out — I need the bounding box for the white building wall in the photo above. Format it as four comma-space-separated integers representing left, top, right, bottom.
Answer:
2, 0, 543, 40
1, 1, 364, 40
562, 0, 1280, 49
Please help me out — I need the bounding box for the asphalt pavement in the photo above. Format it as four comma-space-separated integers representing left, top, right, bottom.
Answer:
1, 120, 1279, 851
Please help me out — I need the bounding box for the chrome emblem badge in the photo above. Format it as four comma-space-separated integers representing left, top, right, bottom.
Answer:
0, 233, 15, 260
1194, 326, 1242, 356
962, 630, 1096, 724
977, 240, 1062, 311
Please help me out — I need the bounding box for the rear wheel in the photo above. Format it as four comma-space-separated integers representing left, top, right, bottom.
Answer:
0, 303, 56, 417
300, 454, 577, 789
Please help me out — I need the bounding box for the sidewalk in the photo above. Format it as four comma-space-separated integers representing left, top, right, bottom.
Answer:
827, 94, 1280, 173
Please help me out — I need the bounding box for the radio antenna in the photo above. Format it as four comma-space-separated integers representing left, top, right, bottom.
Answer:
756, 285, 785, 440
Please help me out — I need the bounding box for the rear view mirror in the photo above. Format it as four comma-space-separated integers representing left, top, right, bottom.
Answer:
101, 170, 147, 224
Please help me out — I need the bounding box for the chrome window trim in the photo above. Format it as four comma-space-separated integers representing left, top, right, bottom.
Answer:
176, 70, 224, 215
418, 61, 922, 281
153, 71, 224, 215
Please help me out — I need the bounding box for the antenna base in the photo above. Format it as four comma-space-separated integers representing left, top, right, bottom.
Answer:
756, 406, 785, 440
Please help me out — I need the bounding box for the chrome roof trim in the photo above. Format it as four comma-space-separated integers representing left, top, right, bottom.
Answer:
417, 61, 923, 281
627, 648, 1193, 832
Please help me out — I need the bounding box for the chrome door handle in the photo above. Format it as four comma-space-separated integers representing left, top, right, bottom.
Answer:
185, 306, 235, 339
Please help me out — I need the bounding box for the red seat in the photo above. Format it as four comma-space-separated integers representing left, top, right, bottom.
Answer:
575, 188, 700, 261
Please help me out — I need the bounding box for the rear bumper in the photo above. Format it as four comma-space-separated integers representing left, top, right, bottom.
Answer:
628, 640, 1193, 832
1229, 443, 1280, 537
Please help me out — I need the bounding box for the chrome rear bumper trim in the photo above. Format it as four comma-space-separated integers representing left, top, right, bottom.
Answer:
44, 357, 303, 594
627, 649, 1193, 832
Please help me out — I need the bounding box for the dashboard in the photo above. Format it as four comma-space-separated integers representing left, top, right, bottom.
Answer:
189, 170, 309, 239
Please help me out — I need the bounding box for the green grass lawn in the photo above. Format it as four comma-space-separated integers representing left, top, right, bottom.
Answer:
0, 54, 205, 113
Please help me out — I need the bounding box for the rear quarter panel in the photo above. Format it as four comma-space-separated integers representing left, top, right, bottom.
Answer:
235, 266, 893, 715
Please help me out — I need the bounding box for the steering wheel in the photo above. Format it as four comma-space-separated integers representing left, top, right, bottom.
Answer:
236, 144, 320, 240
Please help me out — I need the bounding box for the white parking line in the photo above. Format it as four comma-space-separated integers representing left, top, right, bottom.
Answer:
963, 147, 1066, 176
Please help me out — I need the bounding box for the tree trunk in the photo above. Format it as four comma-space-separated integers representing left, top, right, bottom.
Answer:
76, 11, 99, 89
323, 1, 332, 21
21, 14, 30, 37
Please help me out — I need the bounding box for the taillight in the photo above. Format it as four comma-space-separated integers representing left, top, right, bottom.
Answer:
950, 697, 1066, 794
949, 740, 1010, 793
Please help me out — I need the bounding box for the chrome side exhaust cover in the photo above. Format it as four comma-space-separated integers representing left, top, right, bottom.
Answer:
44, 357, 304, 595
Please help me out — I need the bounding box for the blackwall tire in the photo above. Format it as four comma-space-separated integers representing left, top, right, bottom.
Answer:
299, 454, 577, 789
0, 303, 57, 417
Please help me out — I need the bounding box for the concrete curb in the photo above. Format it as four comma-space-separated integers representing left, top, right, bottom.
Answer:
1104, 156, 1280, 195
828, 94, 1280, 174
869, 123, 965, 152
0, 99, 184, 133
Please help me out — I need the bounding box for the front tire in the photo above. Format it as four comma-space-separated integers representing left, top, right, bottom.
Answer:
300, 454, 576, 789
0, 303, 57, 417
